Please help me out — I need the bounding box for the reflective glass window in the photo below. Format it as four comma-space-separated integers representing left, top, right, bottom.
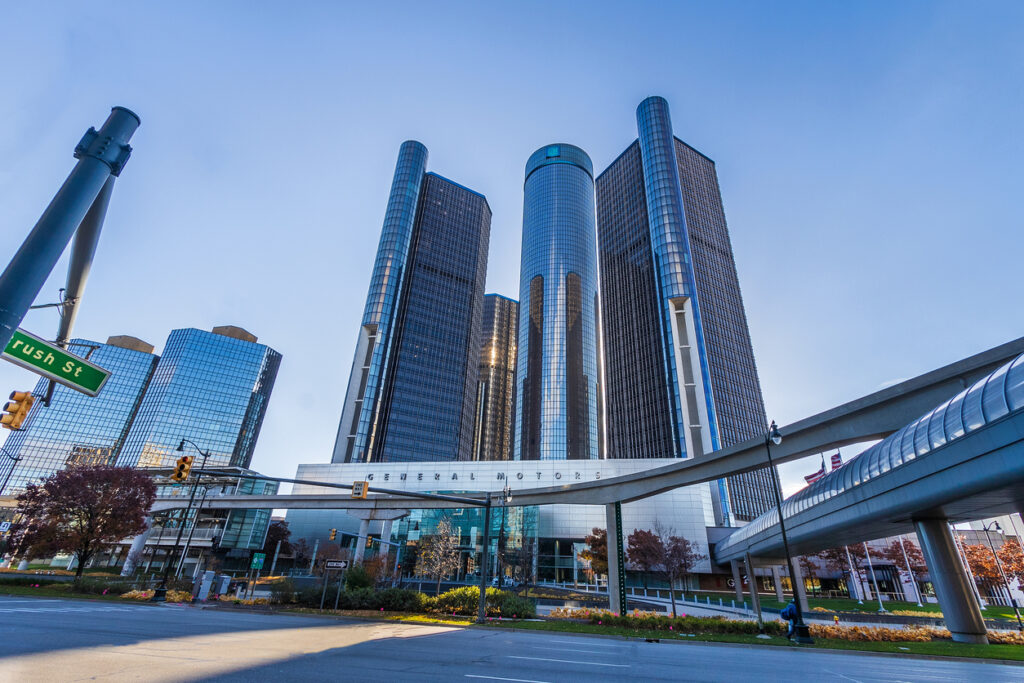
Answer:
913, 412, 933, 456
943, 389, 968, 440
962, 378, 987, 432
928, 399, 951, 449
982, 362, 1011, 422
900, 421, 918, 463
1005, 356, 1024, 411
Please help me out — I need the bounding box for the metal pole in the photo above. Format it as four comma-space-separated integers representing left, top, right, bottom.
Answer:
151, 458, 205, 602
984, 525, 1023, 631
333, 569, 344, 611
320, 568, 329, 610
763, 423, 812, 643
176, 485, 209, 578
476, 494, 492, 623
844, 545, 863, 604
0, 107, 139, 351
862, 542, 887, 612
952, 525, 985, 609
898, 536, 924, 607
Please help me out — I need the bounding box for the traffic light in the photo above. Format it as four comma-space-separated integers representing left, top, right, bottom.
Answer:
351, 480, 368, 499
1, 391, 35, 430
170, 455, 194, 483
329, 528, 337, 541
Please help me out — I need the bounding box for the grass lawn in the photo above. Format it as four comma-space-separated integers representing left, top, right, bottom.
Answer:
478, 618, 1024, 661
693, 592, 1020, 621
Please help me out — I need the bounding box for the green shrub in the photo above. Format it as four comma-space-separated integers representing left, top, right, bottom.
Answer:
344, 565, 372, 590
430, 586, 535, 618
336, 587, 376, 609
585, 611, 784, 635
294, 586, 324, 607
375, 588, 427, 612
269, 579, 296, 604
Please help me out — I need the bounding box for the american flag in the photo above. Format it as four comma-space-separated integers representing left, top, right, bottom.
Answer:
831, 452, 843, 471
804, 456, 827, 484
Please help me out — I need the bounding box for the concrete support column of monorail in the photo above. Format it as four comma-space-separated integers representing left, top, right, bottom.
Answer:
744, 553, 762, 627
605, 503, 626, 615
914, 518, 988, 644
790, 560, 810, 614
121, 516, 154, 576
730, 560, 743, 603
353, 518, 370, 565
771, 565, 784, 603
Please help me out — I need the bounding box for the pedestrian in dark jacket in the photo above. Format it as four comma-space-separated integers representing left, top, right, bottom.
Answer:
780, 600, 798, 639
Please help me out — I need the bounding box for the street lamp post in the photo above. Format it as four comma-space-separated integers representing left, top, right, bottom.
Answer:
763, 420, 813, 644
897, 535, 924, 607
151, 438, 210, 602
0, 446, 23, 497
982, 521, 1024, 631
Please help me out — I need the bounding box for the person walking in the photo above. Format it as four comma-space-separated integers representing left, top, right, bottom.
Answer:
780, 599, 799, 640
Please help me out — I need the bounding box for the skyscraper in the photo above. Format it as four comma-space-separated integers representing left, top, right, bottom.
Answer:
472, 294, 518, 461
596, 96, 775, 523
0, 336, 158, 494
514, 144, 602, 461
118, 326, 281, 470
333, 141, 491, 464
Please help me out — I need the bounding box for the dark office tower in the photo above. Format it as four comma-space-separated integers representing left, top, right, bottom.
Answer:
472, 294, 518, 461
0, 336, 158, 494
118, 326, 281, 470
333, 142, 491, 463
514, 144, 602, 461
596, 96, 775, 523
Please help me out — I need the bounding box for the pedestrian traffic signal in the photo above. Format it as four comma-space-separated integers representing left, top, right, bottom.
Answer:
352, 481, 368, 499
170, 455, 194, 482
329, 528, 337, 541
1, 391, 35, 430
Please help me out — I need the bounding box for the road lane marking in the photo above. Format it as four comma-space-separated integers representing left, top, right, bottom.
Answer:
528, 646, 616, 654
465, 676, 553, 683
506, 656, 630, 668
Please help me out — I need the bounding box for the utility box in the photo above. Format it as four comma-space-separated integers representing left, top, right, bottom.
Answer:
196, 570, 216, 602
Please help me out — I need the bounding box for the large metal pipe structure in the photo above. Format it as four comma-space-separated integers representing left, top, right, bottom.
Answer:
57, 175, 116, 346
0, 107, 139, 351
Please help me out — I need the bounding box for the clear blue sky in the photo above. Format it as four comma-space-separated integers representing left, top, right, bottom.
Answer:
1, 1, 1021, 497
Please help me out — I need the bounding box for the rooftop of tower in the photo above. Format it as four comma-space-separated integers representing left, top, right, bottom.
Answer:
525, 143, 594, 183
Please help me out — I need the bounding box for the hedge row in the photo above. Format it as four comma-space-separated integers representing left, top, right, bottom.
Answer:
284, 584, 535, 619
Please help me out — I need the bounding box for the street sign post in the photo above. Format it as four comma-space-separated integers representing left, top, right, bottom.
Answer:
325, 560, 349, 570
250, 552, 266, 570
2, 328, 110, 396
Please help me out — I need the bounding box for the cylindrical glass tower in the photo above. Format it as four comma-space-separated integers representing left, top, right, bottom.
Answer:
514, 144, 601, 460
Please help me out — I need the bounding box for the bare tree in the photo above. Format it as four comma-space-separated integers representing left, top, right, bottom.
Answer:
418, 517, 461, 594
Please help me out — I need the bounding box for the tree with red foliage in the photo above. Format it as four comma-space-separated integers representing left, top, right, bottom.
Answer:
997, 538, 1024, 585
262, 520, 292, 556
10, 465, 155, 581
626, 522, 706, 617
879, 538, 927, 574
626, 528, 661, 588
962, 541, 1002, 587
579, 527, 608, 577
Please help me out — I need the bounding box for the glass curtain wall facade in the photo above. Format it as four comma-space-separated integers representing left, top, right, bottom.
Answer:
117, 327, 281, 470
473, 294, 518, 461
514, 144, 602, 461
596, 96, 775, 523
0, 337, 158, 494
333, 142, 491, 463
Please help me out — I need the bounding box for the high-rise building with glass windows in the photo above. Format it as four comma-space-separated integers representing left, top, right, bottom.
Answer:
117, 326, 281, 470
472, 294, 518, 461
513, 144, 602, 461
0, 336, 158, 494
333, 141, 491, 464
596, 96, 776, 523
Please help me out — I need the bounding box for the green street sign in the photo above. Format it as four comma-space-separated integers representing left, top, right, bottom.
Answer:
251, 552, 266, 570
1, 328, 111, 396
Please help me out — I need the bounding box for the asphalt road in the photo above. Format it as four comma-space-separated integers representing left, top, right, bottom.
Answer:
0, 596, 1020, 682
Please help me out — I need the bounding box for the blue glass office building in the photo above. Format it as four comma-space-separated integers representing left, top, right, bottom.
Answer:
333, 142, 491, 463
473, 294, 519, 461
0, 336, 158, 494
118, 326, 281, 469
596, 97, 776, 523
514, 144, 602, 461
